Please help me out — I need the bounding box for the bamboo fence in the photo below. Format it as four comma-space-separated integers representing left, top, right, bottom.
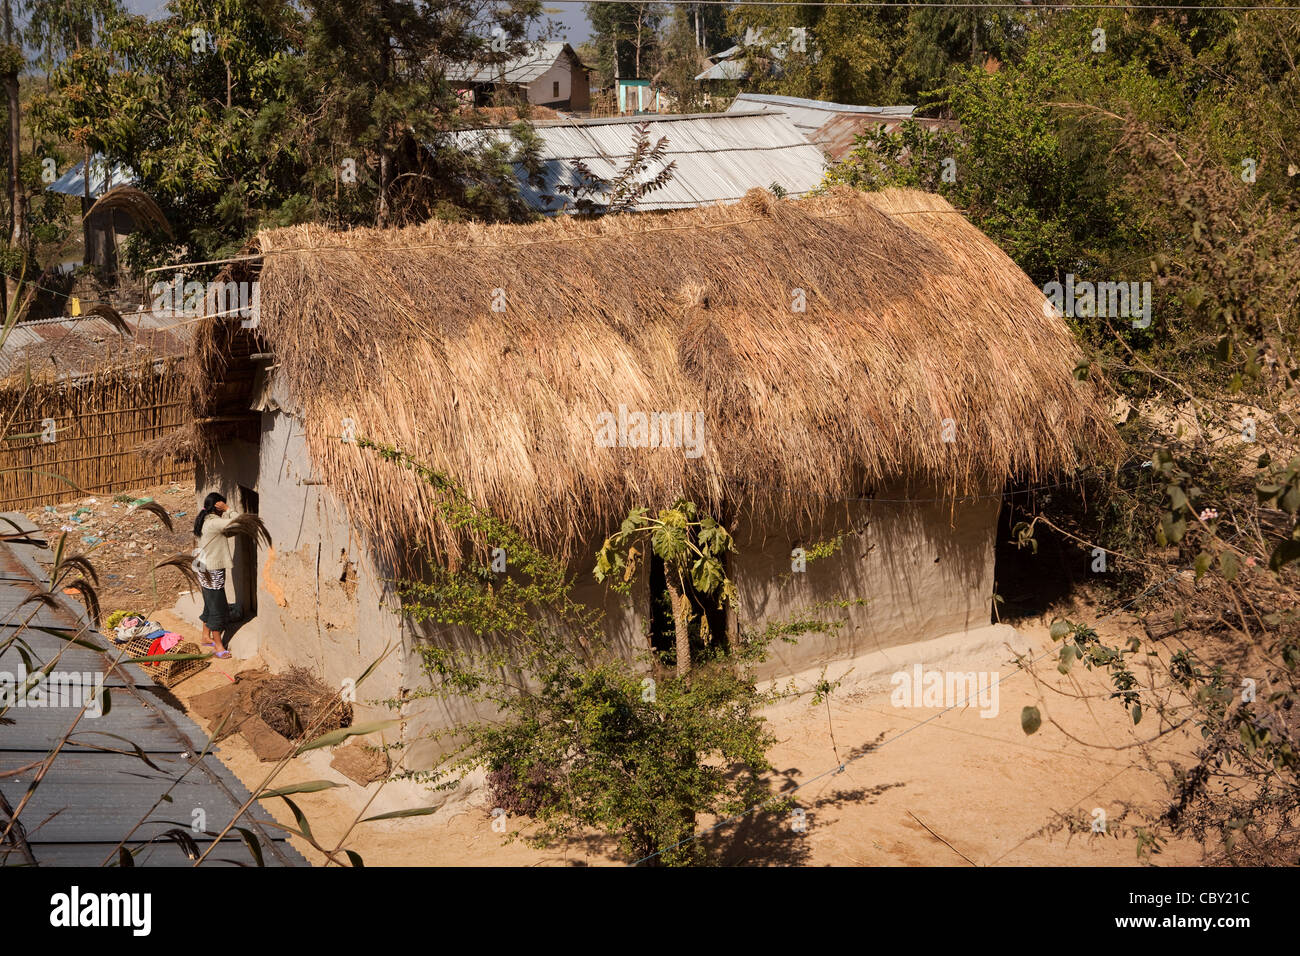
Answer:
0, 357, 191, 511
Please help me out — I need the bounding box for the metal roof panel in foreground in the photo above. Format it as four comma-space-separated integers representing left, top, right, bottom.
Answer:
0, 528, 307, 867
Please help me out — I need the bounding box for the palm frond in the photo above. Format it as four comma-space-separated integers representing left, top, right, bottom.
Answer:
53, 554, 99, 587
60, 578, 102, 627
131, 500, 174, 533
153, 553, 200, 592
16, 589, 58, 613
221, 513, 272, 548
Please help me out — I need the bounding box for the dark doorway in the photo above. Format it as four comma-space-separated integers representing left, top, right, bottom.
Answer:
991, 484, 1078, 622
235, 485, 259, 618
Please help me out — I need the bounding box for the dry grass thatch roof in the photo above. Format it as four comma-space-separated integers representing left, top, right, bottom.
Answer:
135, 419, 201, 466
194, 187, 1118, 570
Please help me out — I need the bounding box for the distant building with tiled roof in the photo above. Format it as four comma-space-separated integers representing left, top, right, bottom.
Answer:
444, 41, 590, 111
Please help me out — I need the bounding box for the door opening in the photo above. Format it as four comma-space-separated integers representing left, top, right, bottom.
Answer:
992, 483, 1077, 622
236, 485, 260, 618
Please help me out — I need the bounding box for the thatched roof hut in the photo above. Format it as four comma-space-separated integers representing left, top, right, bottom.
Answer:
185, 186, 1117, 771
194, 186, 1113, 572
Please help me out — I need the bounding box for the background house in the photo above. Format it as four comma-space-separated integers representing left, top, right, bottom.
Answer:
0, 312, 193, 511
694, 41, 790, 85
182, 187, 1114, 776
46, 155, 140, 278
445, 41, 590, 110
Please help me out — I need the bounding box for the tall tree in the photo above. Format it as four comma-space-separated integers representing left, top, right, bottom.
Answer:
2, 0, 24, 308
652, 5, 710, 110
728, 1, 901, 104
893, 5, 1024, 98
23, 0, 123, 268
25, 0, 121, 71
686, 1, 728, 54
34, 0, 545, 272
585, 2, 662, 81
297, 0, 538, 227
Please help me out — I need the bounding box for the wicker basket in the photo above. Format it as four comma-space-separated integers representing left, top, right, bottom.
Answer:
122, 635, 210, 688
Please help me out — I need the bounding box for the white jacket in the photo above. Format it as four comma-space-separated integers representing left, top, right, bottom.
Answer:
196, 510, 240, 571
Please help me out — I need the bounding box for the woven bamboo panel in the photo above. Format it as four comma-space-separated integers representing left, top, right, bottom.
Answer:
0, 358, 191, 510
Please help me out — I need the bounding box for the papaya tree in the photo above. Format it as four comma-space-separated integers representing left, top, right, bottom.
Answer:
595, 499, 737, 678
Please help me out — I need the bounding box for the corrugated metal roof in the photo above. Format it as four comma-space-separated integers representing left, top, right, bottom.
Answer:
46, 154, 138, 199
0, 527, 306, 867
728, 93, 914, 138
814, 112, 959, 161
695, 59, 750, 81
694, 44, 791, 82
450, 111, 827, 213
725, 94, 955, 161
445, 41, 582, 85
0, 310, 194, 380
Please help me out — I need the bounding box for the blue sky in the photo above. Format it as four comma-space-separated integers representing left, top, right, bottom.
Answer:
541, 2, 593, 45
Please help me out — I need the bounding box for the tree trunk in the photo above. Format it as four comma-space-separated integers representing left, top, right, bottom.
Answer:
82, 145, 91, 266
634, 5, 645, 77
376, 1, 392, 227
667, 577, 691, 679
3, 72, 21, 309
378, 152, 390, 227
2, 0, 22, 310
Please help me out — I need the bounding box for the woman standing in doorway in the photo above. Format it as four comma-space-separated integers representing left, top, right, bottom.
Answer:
193, 492, 238, 659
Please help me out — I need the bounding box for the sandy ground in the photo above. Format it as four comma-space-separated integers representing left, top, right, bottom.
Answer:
148, 608, 1208, 867
24, 483, 1213, 866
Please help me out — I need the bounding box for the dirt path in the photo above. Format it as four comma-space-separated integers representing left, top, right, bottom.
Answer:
151, 609, 1207, 867
23, 481, 1211, 865
25, 482, 196, 614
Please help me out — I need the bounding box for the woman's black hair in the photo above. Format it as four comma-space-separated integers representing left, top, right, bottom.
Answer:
193, 493, 227, 537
